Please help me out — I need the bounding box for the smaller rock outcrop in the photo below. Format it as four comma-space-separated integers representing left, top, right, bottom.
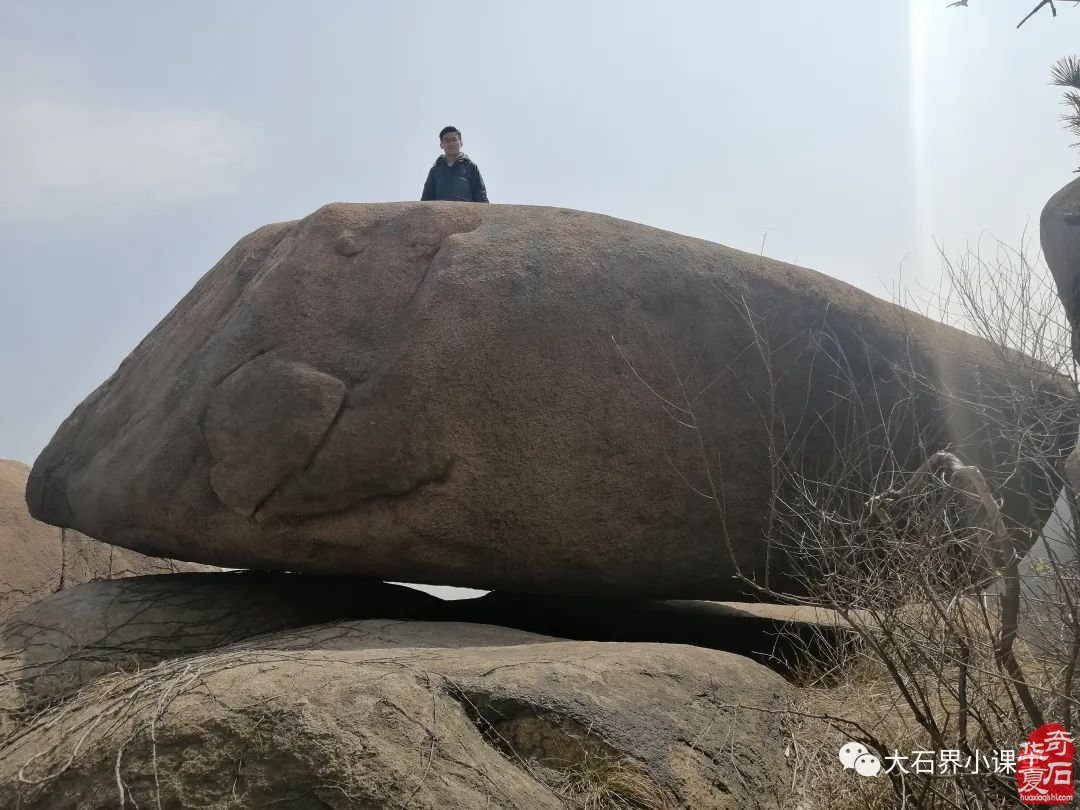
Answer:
0, 619, 792, 809
0, 459, 215, 620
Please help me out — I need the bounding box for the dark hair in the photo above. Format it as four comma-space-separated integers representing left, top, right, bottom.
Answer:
439, 126, 461, 140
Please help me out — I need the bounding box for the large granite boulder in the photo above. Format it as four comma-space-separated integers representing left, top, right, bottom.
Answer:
0, 620, 793, 809
27, 204, 1076, 598
0, 459, 214, 620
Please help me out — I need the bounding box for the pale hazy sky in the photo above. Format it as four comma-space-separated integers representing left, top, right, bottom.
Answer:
1, 1, 1078, 464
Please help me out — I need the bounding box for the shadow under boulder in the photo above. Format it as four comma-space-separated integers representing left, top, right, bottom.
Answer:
444, 591, 858, 681
0, 571, 445, 714
2, 572, 858, 731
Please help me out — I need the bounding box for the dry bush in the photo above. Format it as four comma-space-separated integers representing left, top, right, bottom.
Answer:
641, 233, 1080, 808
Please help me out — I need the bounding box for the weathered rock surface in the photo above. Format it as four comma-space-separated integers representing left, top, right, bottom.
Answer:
0, 620, 793, 809
0, 459, 214, 620
27, 204, 1076, 597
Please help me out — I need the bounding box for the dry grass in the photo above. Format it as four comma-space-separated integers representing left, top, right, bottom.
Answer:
783, 710, 901, 810
556, 751, 675, 810
773, 612, 1068, 810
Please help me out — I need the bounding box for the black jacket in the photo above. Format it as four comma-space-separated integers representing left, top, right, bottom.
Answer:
421, 154, 489, 202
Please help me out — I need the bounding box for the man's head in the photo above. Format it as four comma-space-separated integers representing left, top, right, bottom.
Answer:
439, 126, 462, 159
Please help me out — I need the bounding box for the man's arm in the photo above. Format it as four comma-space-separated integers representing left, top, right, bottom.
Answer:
421, 168, 436, 201
471, 164, 489, 203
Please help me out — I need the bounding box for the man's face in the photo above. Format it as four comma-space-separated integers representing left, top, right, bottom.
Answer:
440, 132, 462, 157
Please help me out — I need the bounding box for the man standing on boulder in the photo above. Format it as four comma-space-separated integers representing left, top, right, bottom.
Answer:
421, 126, 490, 203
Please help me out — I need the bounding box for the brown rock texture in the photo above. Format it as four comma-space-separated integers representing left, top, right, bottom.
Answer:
0, 459, 214, 619
0, 619, 793, 809
26, 203, 1076, 597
